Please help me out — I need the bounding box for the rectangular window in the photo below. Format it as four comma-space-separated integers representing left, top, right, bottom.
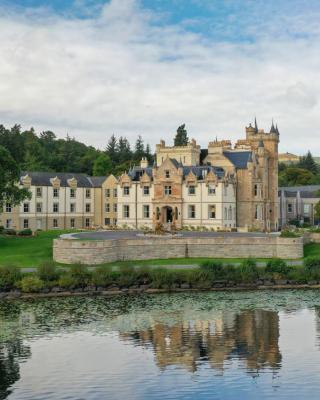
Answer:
70, 218, 75, 228
188, 205, 196, 218
288, 203, 293, 213
5, 203, 12, 213
53, 188, 59, 198
36, 187, 42, 197
209, 205, 216, 219
164, 186, 172, 196
53, 203, 59, 213
113, 203, 117, 213
23, 203, 29, 213
304, 204, 310, 215
124, 205, 130, 218
123, 186, 130, 196
105, 203, 110, 213
85, 203, 91, 213
70, 203, 76, 213
105, 218, 111, 225
53, 218, 58, 228
6, 219, 12, 229
85, 218, 90, 228
36, 203, 42, 213
208, 185, 216, 195
23, 219, 29, 229
254, 184, 258, 197
143, 205, 150, 218
224, 207, 228, 220
143, 186, 150, 195
105, 189, 110, 197
165, 170, 170, 178
70, 189, 76, 198
114, 218, 117, 226
188, 185, 196, 195
85, 189, 91, 199
113, 188, 117, 198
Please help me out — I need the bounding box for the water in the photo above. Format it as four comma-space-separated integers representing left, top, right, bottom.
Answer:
1, 291, 320, 399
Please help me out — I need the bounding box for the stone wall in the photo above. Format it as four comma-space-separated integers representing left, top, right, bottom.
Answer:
305, 232, 320, 244
53, 235, 304, 264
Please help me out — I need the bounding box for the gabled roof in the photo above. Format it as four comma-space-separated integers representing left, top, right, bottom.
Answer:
128, 166, 153, 181
20, 172, 94, 187
182, 166, 225, 179
223, 151, 252, 169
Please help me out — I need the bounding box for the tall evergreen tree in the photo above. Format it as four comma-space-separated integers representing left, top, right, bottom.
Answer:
174, 124, 188, 146
134, 135, 145, 161
298, 151, 319, 174
145, 143, 153, 163
118, 136, 132, 164
106, 134, 118, 164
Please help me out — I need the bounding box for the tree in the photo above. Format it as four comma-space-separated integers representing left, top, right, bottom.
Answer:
93, 153, 112, 176
134, 135, 144, 161
106, 134, 118, 164
118, 136, 132, 164
279, 167, 315, 186
174, 124, 188, 146
0, 146, 31, 210
298, 151, 319, 174
145, 143, 153, 163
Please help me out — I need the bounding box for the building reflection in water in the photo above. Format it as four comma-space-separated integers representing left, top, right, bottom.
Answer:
119, 310, 282, 375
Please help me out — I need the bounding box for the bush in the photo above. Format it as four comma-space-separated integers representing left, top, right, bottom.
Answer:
265, 258, 290, 276
200, 261, 223, 276
37, 262, 59, 282
239, 259, 259, 283
304, 257, 320, 279
280, 230, 300, 238
69, 264, 91, 288
91, 266, 114, 287
187, 269, 212, 289
19, 276, 44, 293
18, 229, 32, 236
58, 273, 77, 289
0, 265, 21, 291
150, 268, 175, 289
3, 229, 16, 236
0, 226, 4, 234
135, 266, 151, 285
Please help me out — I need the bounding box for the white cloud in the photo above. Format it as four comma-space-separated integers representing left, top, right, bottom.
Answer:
0, 0, 320, 154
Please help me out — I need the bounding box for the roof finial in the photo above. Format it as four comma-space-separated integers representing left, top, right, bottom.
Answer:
254, 116, 258, 132
270, 119, 276, 133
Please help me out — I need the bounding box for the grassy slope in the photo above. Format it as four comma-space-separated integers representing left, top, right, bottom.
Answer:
0, 231, 68, 267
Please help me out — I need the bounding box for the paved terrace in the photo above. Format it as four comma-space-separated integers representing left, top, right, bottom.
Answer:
64, 230, 275, 240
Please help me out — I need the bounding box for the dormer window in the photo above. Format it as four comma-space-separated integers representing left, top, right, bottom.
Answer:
165, 170, 170, 178
70, 189, 76, 198
188, 185, 196, 195
123, 186, 130, 196
36, 187, 42, 197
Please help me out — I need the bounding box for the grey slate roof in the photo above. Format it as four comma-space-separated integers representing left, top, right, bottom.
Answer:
280, 185, 320, 199
88, 176, 108, 187
21, 171, 98, 188
128, 167, 153, 181
223, 151, 252, 169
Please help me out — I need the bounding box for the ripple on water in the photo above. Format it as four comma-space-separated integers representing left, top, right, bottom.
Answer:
0, 290, 320, 399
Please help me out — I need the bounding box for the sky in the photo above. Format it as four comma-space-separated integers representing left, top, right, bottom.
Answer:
0, 0, 320, 154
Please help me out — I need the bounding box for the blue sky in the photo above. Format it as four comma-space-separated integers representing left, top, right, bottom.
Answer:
0, 0, 320, 153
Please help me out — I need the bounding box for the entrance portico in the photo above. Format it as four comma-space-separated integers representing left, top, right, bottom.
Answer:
153, 203, 182, 228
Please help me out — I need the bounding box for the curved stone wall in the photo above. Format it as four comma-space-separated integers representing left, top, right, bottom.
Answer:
53, 236, 304, 264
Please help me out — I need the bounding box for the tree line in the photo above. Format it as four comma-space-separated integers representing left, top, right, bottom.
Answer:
0, 124, 154, 177
279, 151, 320, 186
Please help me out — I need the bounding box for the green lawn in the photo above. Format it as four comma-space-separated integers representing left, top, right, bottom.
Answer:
0, 230, 69, 267
0, 230, 317, 269
304, 243, 320, 258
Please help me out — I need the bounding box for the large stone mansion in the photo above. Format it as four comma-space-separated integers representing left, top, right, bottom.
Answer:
0, 122, 279, 232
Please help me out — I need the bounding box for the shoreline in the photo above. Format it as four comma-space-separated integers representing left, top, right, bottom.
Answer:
2, 284, 320, 300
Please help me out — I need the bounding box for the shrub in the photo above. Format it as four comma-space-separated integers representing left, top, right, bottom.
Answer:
265, 258, 290, 276
239, 259, 259, 283
150, 268, 175, 289
187, 269, 212, 289
3, 229, 16, 236
58, 273, 77, 289
69, 264, 91, 288
18, 229, 32, 236
135, 266, 151, 285
200, 261, 224, 279
37, 262, 59, 282
0, 265, 21, 290
304, 257, 320, 279
91, 266, 114, 287
19, 276, 45, 293
280, 230, 300, 238
0, 226, 4, 234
